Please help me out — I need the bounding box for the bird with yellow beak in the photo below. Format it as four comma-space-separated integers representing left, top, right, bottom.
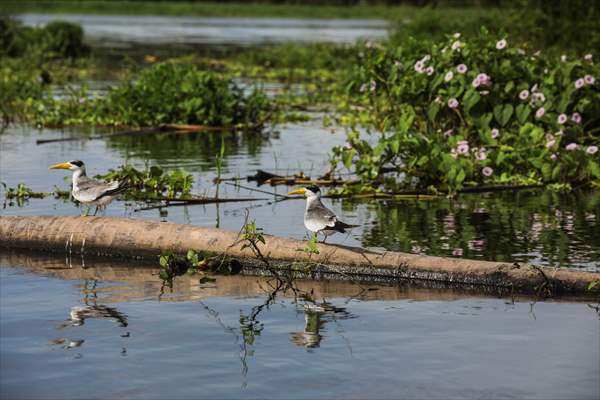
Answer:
288, 185, 359, 243
49, 160, 127, 216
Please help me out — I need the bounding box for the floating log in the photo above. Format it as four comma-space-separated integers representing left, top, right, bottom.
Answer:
0, 216, 598, 297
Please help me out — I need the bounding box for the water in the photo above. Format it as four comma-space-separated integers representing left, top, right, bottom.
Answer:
1, 255, 598, 399
1, 124, 599, 270
16, 14, 388, 47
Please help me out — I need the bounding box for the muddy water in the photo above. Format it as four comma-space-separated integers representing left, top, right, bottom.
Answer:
1, 254, 599, 399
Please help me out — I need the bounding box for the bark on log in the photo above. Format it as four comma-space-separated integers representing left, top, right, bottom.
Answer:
0, 216, 598, 296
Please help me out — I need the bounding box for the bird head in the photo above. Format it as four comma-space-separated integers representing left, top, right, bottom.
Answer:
288, 185, 321, 199
48, 160, 85, 171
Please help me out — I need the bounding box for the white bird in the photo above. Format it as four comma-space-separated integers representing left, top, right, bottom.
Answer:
49, 160, 127, 216
288, 185, 359, 243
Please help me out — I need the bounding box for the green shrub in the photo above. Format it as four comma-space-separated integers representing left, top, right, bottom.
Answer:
331, 29, 600, 192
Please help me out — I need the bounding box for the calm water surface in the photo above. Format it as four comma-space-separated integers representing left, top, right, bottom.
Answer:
1, 255, 598, 399
1, 123, 599, 270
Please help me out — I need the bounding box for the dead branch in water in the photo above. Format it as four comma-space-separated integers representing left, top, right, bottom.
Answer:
36, 121, 265, 145
134, 196, 267, 212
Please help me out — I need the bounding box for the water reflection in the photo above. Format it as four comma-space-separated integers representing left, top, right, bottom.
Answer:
289, 302, 353, 350
62, 305, 128, 328
360, 188, 600, 270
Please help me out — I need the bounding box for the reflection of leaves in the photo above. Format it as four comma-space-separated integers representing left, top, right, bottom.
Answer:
360, 189, 600, 267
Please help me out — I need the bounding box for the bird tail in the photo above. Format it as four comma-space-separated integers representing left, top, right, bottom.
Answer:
334, 220, 360, 233
98, 181, 129, 199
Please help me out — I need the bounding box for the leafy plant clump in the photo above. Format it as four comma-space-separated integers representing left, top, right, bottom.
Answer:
331, 29, 599, 193
27, 62, 272, 128
97, 164, 193, 199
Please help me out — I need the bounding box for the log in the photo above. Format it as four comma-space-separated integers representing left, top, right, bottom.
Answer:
0, 216, 598, 297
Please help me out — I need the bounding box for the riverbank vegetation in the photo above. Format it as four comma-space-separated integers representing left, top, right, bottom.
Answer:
1, 0, 598, 196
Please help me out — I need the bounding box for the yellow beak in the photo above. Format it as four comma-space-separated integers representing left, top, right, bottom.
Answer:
287, 188, 306, 196
48, 162, 71, 170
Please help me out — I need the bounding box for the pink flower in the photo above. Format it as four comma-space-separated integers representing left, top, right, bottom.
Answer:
557, 114, 567, 124
451, 40, 461, 50
444, 71, 454, 81
571, 113, 582, 124
414, 60, 424, 73
477, 73, 491, 86
587, 146, 598, 155
448, 98, 459, 109
472, 77, 481, 88
535, 107, 545, 118
456, 64, 467, 74
575, 78, 585, 89
475, 148, 487, 160
565, 143, 578, 151
584, 54, 593, 62
496, 39, 507, 49
443, 129, 454, 137
482, 167, 493, 177
532, 92, 545, 102
550, 153, 557, 160
491, 128, 500, 139
457, 140, 469, 154
519, 90, 529, 100
452, 248, 463, 256
584, 75, 595, 85
425, 66, 434, 76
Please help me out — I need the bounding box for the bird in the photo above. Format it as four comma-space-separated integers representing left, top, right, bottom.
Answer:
49, 160, 128, 216
287, 185, 359, 243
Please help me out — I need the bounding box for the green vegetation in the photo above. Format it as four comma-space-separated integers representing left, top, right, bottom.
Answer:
331, 29, 599, 193
97, 164, 194, 199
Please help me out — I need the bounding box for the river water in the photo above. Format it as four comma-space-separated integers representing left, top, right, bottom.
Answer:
1, 14, 599, 400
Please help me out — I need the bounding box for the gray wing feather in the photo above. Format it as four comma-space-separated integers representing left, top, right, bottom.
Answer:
306, 203, 337, 230
75, 177, 120, 202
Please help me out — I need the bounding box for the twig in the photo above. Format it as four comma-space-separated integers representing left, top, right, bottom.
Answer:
225, 182, 292, 199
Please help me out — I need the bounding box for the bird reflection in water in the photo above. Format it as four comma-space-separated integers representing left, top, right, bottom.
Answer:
289, 302, 353, 350
61, 305, 129, 328
48, 338, 85, 349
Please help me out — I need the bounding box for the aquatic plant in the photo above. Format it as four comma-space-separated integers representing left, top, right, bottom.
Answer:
331, 29, 600, 192
97, 164, 194, 199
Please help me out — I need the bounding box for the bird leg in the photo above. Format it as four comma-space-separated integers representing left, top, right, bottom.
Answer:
93, 206, 99, 216
82, 206, 90, 217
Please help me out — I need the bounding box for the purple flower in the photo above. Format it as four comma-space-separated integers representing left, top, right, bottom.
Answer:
443, 129, 454, 137
414, 60, 424, 73
584, 75, 595, 85
519, 90, 529, 100
491, 128, 500, 139
535, 107, 545, 118
575, 78, 585, 89
571, 112, 582, 124
344, 142, 353, 150
456, 64, 468, 74
457, 141, 469, 155
448, 98, 459, 109
550, 153, 557, 160
472, 77, 481, 88
587, 146, 598, 155
482, 167, 493, 177
496, 39, 507, 50
565, 143, 578, 151
451, 40, 461, 51
557, 114, 568, 124
444, 71, 454, 81
425, 66, 434, 76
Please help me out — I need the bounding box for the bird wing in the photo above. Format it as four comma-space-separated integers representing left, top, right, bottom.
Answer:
306, 203, 338, 231
76, 177, 122, 202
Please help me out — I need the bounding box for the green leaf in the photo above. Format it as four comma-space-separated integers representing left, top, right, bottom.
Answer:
493, 104, 514, 127
427, 103, 439, 122
463, 89, 480, 114
516, 104, 531, 125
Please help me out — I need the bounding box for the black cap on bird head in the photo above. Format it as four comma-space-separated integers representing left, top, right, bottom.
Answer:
69, 160, 84, 167
304, 185, 321, 195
